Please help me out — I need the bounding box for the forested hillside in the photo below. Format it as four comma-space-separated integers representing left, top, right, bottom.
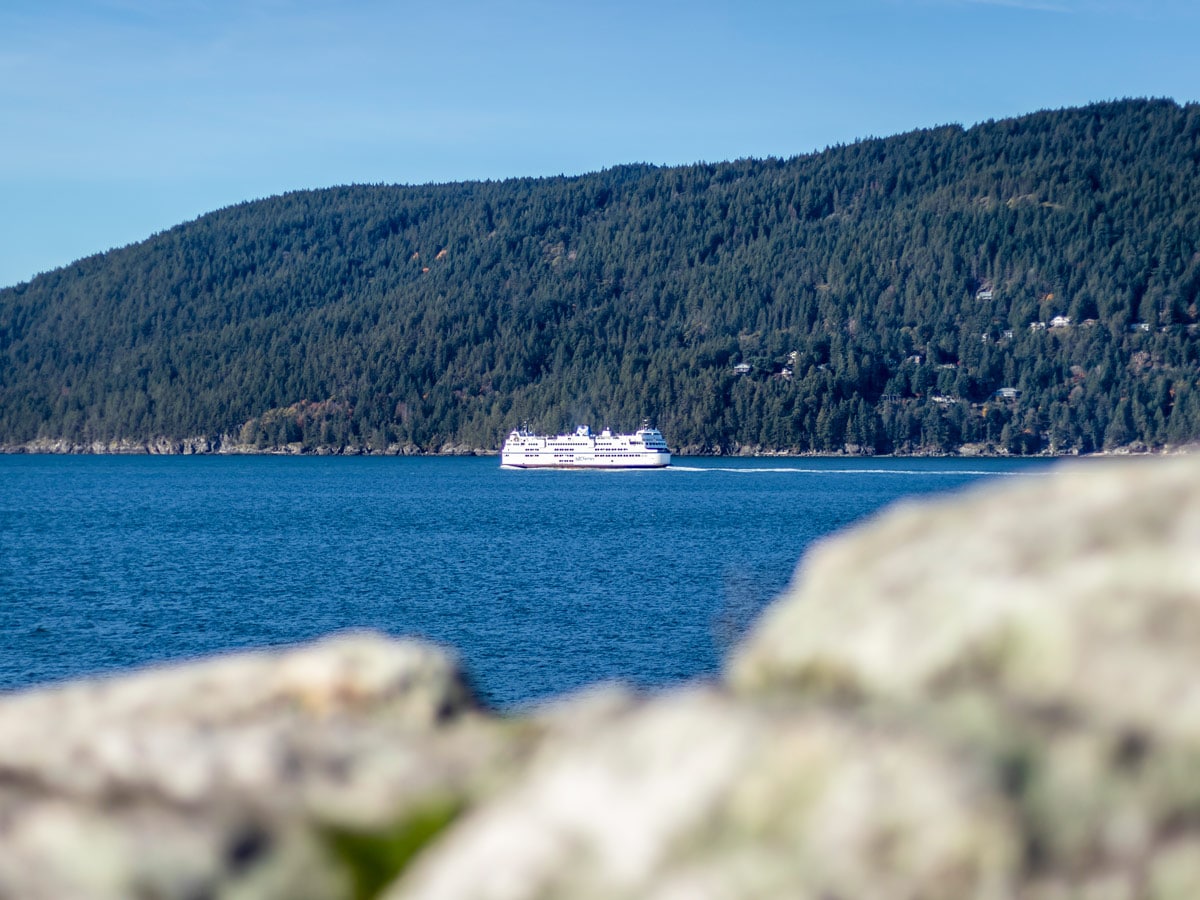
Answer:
3, 99, 1199, 454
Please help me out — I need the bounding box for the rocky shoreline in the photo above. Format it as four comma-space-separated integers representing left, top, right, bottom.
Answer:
1, 435, 1189, 458
3, 454, 1199, 898
0, 436, 496, 456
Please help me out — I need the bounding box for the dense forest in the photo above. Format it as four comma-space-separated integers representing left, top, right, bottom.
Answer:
2, 99, 1199, 455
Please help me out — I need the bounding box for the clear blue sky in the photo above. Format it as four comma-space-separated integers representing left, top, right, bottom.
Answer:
2, 0, 1198, 289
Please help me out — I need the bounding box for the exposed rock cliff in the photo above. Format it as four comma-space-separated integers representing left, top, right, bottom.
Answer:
2, 455, 1198, 898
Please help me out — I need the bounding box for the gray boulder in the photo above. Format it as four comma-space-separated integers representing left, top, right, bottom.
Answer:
389, 687, 1016, 900
730, 454, 1200, 898
0, 633, 517, 900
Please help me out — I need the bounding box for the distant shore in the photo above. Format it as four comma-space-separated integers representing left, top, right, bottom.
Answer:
2, 436, 1192, 459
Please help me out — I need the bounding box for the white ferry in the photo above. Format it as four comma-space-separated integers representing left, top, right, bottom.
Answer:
501, 423, 672, 469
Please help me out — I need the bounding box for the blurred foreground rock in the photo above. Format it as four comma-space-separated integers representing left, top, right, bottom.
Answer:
730, 453, 1200, 899
0, 635, 525, 899
2, 455, 1199, 898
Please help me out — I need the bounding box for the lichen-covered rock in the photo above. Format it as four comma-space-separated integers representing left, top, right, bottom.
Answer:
0, 633, 520, 900
0, 632, 477, 806
389, 688, 1017, 900
730, 456, 1200, 721
729, 454, 1200, 897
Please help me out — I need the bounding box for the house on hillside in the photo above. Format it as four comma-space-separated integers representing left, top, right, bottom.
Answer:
1050, 315, 1072, 329
993, 387, 1020, 401
733, 363, 752, 376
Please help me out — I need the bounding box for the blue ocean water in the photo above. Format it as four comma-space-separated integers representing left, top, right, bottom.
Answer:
0, 455, 1050, 708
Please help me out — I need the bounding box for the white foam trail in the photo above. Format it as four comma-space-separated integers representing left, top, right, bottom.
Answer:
666, 465, 1027, 476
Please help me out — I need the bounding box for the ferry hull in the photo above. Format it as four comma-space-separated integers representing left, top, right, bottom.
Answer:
500, 456, 670, 470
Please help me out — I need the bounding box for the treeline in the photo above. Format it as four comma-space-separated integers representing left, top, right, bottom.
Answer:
2, 98, 1199, 454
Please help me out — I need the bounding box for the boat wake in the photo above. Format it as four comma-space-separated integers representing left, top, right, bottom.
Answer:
666, 465, 1026, 477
